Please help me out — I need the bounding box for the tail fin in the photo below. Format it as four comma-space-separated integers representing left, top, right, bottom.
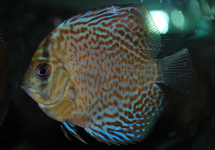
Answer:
159, 48, 197, 94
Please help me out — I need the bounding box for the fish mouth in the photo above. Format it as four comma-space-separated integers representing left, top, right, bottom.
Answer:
21, 82, 60, 106
21, 82, 33, 97
21, 82, 50, 101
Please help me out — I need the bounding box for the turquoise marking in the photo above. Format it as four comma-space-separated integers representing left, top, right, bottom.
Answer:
30, 76, 37, 82
40, 90, 47, 94
38, 56, 50, 60
126, 133, 135, 137
41, 80, 49, 84
44, 101, 51, 104
113, 131, 130, 141
87, 128, 133, 144
63, 122, 76, 135
92, 131, 108, 141
149, 107, 152, 111
110, 131, 127, 142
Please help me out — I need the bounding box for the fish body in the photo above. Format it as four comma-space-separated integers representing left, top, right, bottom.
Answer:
21, 4, 196, 145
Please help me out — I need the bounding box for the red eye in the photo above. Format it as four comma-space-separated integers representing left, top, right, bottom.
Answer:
36, 64, 51, 79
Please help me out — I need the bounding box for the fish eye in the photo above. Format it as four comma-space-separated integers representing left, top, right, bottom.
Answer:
36, 64, 51, 79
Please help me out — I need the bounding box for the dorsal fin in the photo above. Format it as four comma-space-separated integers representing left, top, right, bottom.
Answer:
129, 5, 161, 58
65, 4, 161, 58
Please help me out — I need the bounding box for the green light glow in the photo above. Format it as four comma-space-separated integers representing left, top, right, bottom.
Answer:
150, 10, 169, 34
170, 10, 185, 28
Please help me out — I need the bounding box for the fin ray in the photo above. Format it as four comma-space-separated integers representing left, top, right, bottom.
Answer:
62, 122, 88, 144
130, 5, 161, 58
61, 124, 71, 140
159, 48, 197, 93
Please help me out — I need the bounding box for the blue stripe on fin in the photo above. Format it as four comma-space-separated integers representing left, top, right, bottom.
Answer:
85, 126, 137, 145
86, 129, 116, 146
62, 122, 88, 144
60, 124, 71, 140
112, 131, 135, 144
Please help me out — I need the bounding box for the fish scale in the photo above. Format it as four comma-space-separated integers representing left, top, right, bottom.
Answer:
21, 4, 196, 145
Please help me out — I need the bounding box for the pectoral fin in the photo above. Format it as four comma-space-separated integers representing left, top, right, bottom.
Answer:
61, 124, 71, 140
159, 48, 197, 93
61, 122, 88, 144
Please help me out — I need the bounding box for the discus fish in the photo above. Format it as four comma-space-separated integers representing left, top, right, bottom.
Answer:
21, 4, 196, 145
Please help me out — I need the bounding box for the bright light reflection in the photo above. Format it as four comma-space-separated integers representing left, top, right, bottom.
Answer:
150, 10, 169, 34
170, 10, 185, 28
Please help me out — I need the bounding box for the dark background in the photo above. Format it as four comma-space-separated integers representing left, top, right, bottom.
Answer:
0, 0, 215, 149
